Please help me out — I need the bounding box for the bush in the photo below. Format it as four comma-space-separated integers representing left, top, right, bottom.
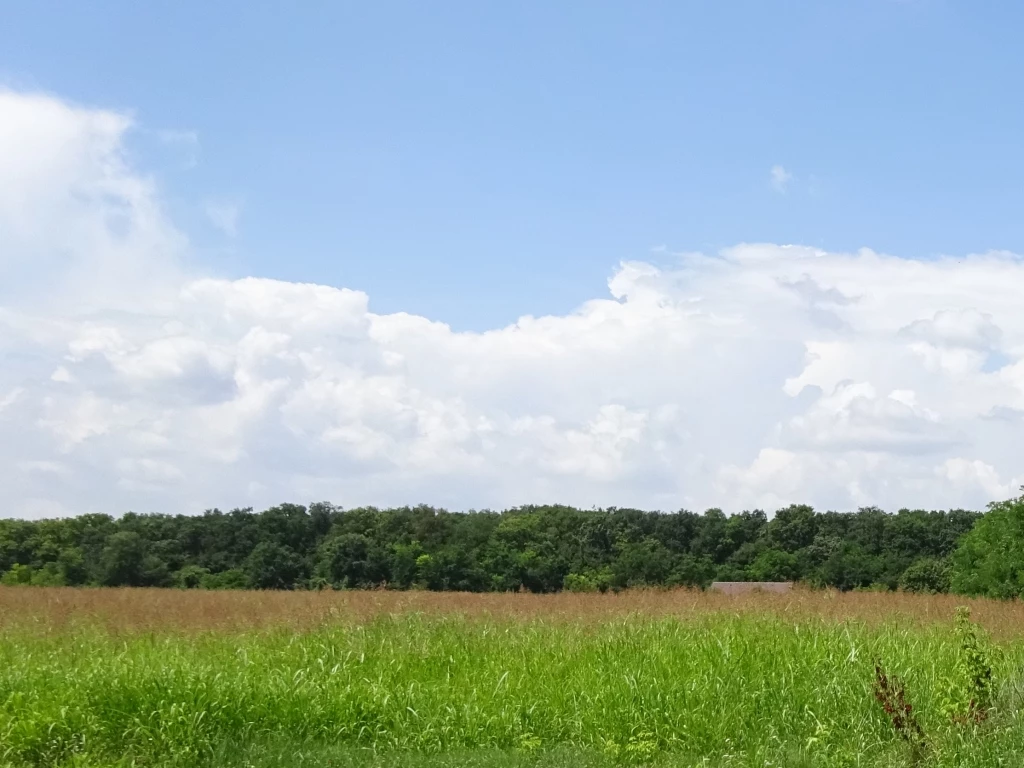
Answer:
563, 572, 599, 592
563, 569, 612, 593
174, 565, 211, 589
899, 558, 951, 594
200, 568, 250, 590
666, 555, 716, 589
30, 562, 65, 586
0, 563, 34, 585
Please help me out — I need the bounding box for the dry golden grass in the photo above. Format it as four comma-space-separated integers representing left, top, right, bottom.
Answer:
3, 585, 1024, 637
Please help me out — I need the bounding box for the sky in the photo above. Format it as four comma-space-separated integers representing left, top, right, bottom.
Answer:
2, 0, 1024, 518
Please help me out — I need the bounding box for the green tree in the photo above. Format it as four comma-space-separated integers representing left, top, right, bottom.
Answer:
99, 531, 171, 587
390, 541, 424, 588
57, 547, 89, 585
611, 538, 676, 588
748, 549, 799, 582
667, 554, 716, 588
315, 533, 388, 588
766, 505, 817, 552
817, 543, 880, 591
0, 498, 989, 593
244, 542, 305, 589
690, 509, 731, 563
951, 495, 1024, 598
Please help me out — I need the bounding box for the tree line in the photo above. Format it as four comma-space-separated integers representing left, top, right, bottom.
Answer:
7, 497, 1022, 596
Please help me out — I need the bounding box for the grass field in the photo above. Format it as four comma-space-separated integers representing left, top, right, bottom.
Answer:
3, 588, 1024, 767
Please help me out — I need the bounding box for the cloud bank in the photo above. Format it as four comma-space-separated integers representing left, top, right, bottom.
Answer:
2, 90, 1023, 518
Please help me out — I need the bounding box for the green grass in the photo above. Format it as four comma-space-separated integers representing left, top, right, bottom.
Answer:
3, 612, 1024, 767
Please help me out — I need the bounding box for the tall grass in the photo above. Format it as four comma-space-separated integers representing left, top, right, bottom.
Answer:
3, 589, 1024, 766
6, 585, 1024, 635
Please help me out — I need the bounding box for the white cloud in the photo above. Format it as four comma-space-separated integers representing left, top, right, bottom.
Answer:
51, 366, 73, 383
116, 457, 185, 492
3, 89, 1024, 519
0, 388, 24, 414
782, 381, 957, 454
204, 199, 242, 237
937, 458, 1018, 502
0, 89, 188, 314
17, 460, 69, 475
770, 164, 792, 193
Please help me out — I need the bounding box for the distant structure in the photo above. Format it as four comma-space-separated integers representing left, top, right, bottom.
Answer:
709, 581, 794, 595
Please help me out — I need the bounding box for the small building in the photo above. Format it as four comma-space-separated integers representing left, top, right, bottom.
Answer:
709, 581, 794, 595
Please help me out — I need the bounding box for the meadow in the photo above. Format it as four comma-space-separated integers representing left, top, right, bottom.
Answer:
3, 587, 1024, 767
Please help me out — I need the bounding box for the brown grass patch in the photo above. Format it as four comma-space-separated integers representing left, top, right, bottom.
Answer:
3, 586, 1024, 637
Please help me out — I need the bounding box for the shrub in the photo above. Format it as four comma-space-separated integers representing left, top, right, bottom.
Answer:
873, 660, 927, 760
0, 563, 34, 586
174, 565, 211, 589
940, 606, 995, 725
899, 558, 951, 594
562, 572, 597, 592
200, 568, 250, 590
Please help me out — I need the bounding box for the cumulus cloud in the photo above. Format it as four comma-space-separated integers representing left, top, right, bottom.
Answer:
3, 89, 1024, 519
0, 89, 188, 314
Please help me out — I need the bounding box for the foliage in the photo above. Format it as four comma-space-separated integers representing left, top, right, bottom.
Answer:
0, 563, 34, 586
98, 531, 171, 587
200, 568, 249, 590
899, 558, 951, 594
940, 606, 995, 725
872, 660, 928, 761
243, 541, 306, 589
748, 549, 798, 582
563, 572, 599, 593
950, 495, 1024, 598
175, 564, 211, 589
0, 501, 989, 592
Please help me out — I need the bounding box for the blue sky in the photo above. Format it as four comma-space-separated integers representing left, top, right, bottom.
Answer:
5, 0, 1024, 330
3, 1, 1024, 517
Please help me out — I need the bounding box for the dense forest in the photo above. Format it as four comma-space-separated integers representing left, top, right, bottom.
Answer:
2, 501, 1005, 594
